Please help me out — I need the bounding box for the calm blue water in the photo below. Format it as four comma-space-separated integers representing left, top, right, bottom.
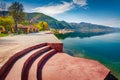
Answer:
56, 32, 120, 79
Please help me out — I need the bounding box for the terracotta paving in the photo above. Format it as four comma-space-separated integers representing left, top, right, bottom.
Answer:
0, 32, 110, 80
5, 45, 50, 80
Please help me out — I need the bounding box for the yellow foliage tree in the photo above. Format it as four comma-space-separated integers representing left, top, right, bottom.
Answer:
0, 16, 14, 33
38, 21, 49, 31
43, 22, 49, 30
0, 26, 5, 33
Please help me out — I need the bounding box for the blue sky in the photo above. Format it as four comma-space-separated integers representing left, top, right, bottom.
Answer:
2, 0, 120, 27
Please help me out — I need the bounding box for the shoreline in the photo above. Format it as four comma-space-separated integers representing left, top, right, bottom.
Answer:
0, 31, 116, 80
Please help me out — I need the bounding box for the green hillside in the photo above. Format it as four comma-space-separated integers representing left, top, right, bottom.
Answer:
0, 11, 119, 33
26, 13, 72, 29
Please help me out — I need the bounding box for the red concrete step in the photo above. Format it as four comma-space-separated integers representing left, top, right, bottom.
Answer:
37, 49, 57, 80
0, 43, 47, 80
5, 45, 51, 80
21, 46, 51, 80
28, 49, 56, 80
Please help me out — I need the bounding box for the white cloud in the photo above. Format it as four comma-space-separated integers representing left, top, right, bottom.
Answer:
32, 2, 74, 16
73, 0, 87, 7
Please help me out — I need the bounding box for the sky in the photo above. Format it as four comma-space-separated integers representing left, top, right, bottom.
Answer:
1, 0, 120, 27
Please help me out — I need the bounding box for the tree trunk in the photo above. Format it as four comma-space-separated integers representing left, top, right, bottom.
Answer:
42, 22, 44, 30
15, 21, 18, 32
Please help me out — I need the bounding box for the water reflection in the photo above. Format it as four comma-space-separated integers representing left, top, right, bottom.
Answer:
55, 32, 120, 79
55, 32, 111, 40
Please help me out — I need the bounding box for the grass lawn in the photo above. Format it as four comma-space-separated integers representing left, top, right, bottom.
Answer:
0, 33, 9, 37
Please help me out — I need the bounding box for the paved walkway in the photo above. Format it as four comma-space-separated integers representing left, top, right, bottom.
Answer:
0, 31, 111, 80
0, 31, 62, 67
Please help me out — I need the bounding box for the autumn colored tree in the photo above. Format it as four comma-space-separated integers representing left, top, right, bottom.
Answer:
42, 22, 49, 30
37, 21, 49, 31
0, 16, 14, 33
8, 2, 25, 32
0, 25, 5, 33
0, 1, 6, 16
21, 20, 29, 26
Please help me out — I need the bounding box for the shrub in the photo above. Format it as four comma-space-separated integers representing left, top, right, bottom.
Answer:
37, 21, 49, 31
0, 25, 5, 33
21, 20, 29, 26
0, 16, 14, 33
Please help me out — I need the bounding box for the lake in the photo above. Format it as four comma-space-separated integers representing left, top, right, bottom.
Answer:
55, 32, 120, 79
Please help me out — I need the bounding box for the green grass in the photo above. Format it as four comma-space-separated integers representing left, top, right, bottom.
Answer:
0, 33, 9, 37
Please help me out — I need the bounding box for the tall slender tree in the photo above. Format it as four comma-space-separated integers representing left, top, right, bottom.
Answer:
0, 1, 6, 16
8, 2, 25, 32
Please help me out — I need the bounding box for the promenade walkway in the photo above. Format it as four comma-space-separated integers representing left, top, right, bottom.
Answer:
0, 32, 112, 80
0, 31, 62, 67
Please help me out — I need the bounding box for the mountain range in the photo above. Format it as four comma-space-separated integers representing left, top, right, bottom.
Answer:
70, 22, 120, 33
26, 13, 73, 29
0, 11, 120, 33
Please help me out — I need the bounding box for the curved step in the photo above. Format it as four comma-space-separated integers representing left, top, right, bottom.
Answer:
21, 46, 51, 80
5, 45, 51, 80
0, 43, 47, 80
37, 49, 57, 80
28, 49, 56, 80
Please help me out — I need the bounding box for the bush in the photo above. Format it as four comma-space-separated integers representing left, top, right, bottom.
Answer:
50, 28, 59, 34
37, 21, 49, 31
0, 25, 5, 33
0, 16, 14, 33
21, 20, 29, 26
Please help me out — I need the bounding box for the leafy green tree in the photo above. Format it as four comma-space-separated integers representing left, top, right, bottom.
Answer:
37, 21, 49, 31
21, 20, 29, 26
0, 25, 5, 33
36, 23, 42, 31
0, 1, 6, 16
8, 2, 25, 32
43, 22, 49, 30
0, 16, 14, 33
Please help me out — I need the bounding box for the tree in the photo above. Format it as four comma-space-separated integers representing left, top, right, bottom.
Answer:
0, 16, 14, 33
43, 22, 49, 30
0, 1, 6, 16
8, 2, 25, 32
37, 21, 49, 31
21, 20, 29, 26
0, 25, 5, 33
36, 22, 42, 31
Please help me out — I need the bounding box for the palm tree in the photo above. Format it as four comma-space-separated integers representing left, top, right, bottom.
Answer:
8, 2, 25, 32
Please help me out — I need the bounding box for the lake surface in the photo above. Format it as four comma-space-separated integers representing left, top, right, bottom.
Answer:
56, 32, 120, 79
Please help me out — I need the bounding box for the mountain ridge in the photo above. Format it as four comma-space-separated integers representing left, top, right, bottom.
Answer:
0, 11, 120, 33
25, 12, 120, 33
70, 22, 120, 33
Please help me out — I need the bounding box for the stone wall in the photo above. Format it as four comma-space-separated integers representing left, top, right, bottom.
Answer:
47, 43, 63, 52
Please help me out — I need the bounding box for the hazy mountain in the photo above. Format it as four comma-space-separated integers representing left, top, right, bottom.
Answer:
0, 11, 120, 33
70, 22, 120, 33
26, 13, 120, 33
60, 21, 73, 29
26, 13, 72, 29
